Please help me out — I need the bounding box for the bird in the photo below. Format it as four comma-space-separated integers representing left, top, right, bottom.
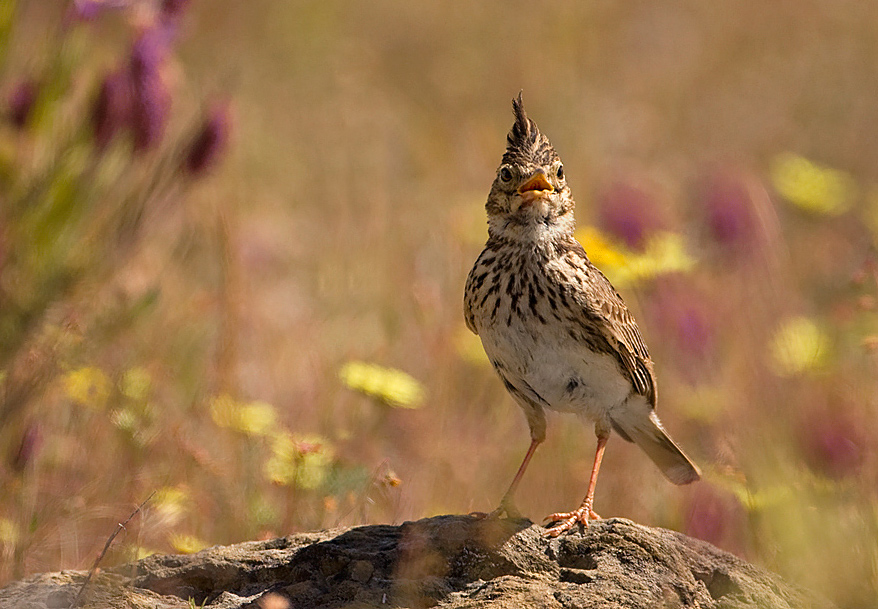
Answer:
463, 94, 701, 536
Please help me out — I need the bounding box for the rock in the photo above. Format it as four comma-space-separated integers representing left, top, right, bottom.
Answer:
0, 516, 832, 608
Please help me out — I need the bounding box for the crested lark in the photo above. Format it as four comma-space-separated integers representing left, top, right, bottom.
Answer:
464, 94, 701, 536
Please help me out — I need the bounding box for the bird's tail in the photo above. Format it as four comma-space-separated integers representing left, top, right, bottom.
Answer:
612, 408, 701, 485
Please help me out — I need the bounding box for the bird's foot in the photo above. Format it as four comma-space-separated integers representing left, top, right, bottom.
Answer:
543, 506, 601, 537
469, 497, 524, 521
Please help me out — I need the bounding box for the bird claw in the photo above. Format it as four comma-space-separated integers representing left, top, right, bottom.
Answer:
471, 498, 524, 521
543, 507, 601, 537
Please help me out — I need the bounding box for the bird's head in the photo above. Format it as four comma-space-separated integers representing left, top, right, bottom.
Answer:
486, 93, 575, 240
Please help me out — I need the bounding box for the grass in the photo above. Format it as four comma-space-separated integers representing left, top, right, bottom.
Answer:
1, 2, 877, 607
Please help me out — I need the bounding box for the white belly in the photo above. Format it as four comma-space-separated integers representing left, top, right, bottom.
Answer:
480, 321, 632, 421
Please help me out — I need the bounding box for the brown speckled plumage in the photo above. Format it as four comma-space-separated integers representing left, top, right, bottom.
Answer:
464, 94, 700, 536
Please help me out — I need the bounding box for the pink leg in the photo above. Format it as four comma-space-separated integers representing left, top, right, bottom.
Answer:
473, 438, 541, 519
498, 438, 541, 513
544, 434, 608, 536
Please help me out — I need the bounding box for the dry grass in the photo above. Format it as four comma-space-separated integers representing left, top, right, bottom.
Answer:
1, 2, 877, 607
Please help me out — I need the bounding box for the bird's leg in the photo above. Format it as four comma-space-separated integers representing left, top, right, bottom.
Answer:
471, 437, 542, 520
492, 437, 542, 518
544, 432, 608, 536
471, 405, 546, 520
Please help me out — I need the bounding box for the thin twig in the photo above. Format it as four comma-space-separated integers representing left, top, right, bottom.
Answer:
69, 491, 156, 609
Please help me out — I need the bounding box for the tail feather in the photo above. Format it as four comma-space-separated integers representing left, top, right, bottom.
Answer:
612, 409, 701, 485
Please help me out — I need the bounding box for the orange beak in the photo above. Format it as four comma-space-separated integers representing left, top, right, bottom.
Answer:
517, 171, 554, 196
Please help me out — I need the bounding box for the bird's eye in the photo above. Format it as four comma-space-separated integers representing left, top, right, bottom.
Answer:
499, 166, 513, 182
556, 164, 564, 180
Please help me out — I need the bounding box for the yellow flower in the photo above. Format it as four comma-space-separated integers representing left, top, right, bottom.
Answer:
120, 367, 152, 402
616, 232, 696, 286
238, 401, 278, 436
208, 394, 238, 428
770, 153, 856, 216
0, 518, 18, 546
575, 227, 695, 287
63, 367, 111, 409
575, 226, 627, 270
338, 361, 425, 408
209, 395, 278, 437
264, 433, 334, 490
717, 475, 793, 512
168, 533, 207, 554
769, 316, 830, 376
132, 546, 157, 560
153, 486, 189, 526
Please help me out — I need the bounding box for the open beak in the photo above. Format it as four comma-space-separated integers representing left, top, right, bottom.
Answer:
517, 171, 554, 198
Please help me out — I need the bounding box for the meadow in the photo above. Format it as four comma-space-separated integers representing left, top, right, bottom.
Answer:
1, 2, 877, 607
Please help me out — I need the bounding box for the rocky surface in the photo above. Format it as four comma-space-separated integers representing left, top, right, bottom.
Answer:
0, 515, 831, 608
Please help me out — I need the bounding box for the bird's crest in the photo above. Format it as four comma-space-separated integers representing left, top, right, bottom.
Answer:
503, 92, 556, 166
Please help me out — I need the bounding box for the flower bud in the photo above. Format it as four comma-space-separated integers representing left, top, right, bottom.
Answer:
700, 169, 760, 254
10, 423, 43, 473
183, 101, 232, 175
597, 179, 666, 250
69, 0, 105, 21
800, 410, 863, 479
129, 28, 172, 152
6, 79, 38, 130
92, 69, 132, 149
160, 0, 192, 20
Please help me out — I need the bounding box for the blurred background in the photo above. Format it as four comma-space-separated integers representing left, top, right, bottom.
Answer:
1, 1, 877, 606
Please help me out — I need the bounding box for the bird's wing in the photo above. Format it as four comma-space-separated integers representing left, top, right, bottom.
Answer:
463, 268, 479, 335
463, 297, 478, 335
464, 246, 495, 335
563, 242, 657, 406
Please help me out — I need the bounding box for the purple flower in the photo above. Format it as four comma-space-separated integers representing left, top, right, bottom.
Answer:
7, 79, 38, 130
69, 0, 106, 21
800, 410, 863, 479
129, 28, 172, 152
183, 101, 232, 175
92, 69, 132, 149
649, 279, 715, 381
130, 27, 172, 77
698, 168, 767, 257
131, 75, 171, 152
597, 179, 666, 250
10, 423, 43, 473
160, 0, 193, 20
684, 485, 744, 553
65, 0, 132, 25
677, 308, 712, 355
